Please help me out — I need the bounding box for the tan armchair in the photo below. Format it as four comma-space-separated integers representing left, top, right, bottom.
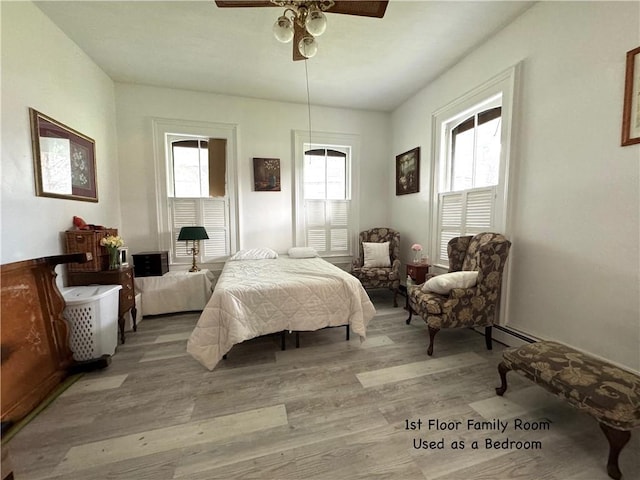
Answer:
351, 227, 401, 307
406, 232, 511, 356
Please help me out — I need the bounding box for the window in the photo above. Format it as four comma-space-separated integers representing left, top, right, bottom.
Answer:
294, 131, 359, 258
172, 140, 209, 197
153, 119, 238, 267
303, 148, 349, 254
168, 136, 228, 263
431, 66, 516, 267
450, 106, 502, 191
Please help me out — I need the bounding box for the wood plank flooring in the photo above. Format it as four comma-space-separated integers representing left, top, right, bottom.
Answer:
5, 290, 639, 479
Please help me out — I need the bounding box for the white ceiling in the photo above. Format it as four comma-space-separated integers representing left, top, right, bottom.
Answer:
35, 1, 534, 112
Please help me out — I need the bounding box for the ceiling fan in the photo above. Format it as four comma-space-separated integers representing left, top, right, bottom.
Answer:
215, 1, 389, 61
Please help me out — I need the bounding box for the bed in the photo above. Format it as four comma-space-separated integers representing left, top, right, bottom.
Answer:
187, 254, 376, 370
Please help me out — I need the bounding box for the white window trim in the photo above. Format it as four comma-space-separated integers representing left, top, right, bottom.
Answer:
152, 118, 239, 268
429, 65, 519, 328
293, 130, 360, 263
430, 64, 518, 270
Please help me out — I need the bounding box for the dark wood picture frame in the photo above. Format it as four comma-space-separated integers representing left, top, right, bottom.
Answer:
622, 46, 640, 146
396, 147, 420, 195
29, 108, 98, 201
253, 157, 281, 191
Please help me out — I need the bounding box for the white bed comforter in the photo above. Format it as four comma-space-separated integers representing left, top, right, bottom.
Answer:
187, 257, 376, 370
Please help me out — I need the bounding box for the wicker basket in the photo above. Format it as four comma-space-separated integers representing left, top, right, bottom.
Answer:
65, 229, 118, 272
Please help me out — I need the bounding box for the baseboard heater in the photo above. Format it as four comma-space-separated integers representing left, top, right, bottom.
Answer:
479, 324, 538, 348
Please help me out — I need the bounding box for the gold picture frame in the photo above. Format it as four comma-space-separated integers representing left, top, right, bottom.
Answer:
622, 46, 640, 146
30, 108, 98, 202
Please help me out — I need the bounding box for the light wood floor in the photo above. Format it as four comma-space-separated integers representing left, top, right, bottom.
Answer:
6, 290, 639, 479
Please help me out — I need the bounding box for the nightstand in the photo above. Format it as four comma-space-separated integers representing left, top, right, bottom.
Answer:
406, 262, 430, 285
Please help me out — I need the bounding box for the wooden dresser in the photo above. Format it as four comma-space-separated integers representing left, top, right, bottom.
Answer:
67, 266, 137, 343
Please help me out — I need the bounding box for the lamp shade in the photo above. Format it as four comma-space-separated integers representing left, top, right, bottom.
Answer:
178, 226, 209, 241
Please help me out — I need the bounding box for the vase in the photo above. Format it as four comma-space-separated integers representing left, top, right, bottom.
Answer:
413, 251, 421, 264
108, 247, 120, 270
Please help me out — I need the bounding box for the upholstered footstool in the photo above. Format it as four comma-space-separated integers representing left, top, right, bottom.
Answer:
495, 341, 640, 480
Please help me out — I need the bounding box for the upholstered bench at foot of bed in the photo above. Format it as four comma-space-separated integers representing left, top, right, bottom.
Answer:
495, 340, 640, 480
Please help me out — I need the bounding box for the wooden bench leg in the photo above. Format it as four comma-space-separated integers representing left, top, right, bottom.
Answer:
427, 326, 439, 356
406, 307, 413, 325
345, 325, 350, 341
495, 361, 510, 396
599, 423, 631, 480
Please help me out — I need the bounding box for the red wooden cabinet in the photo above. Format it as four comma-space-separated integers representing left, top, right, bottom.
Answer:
406, 262, 430, 284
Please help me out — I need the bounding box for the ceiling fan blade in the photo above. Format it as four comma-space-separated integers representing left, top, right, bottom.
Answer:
292, 21, 306, 61
215, 0, 389, 17
214, 1, 275, 8
326, 1, 388, 18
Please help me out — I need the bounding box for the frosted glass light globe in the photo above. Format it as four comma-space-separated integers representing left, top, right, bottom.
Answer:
298, 36, 318, 58
305, 10, 327, 36
273, 15, 294, 43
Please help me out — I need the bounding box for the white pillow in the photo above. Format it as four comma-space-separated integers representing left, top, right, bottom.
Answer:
422, 271, 479, 294
362, 241, 391, 268
287, 247, 319, 258
229, 248, 278, 261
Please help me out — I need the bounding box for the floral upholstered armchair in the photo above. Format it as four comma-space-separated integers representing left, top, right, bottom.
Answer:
406, 232, 511, 356
351, 228, 401, 307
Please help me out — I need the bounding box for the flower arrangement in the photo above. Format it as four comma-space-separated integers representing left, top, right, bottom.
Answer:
411, 243, 423, 263
100, 235, 124, 249
101, 235, 124, 269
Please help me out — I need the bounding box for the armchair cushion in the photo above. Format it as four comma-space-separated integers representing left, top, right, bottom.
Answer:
351, 228, 401, 306
422, 271, 478, 294
362, 241, 391, 268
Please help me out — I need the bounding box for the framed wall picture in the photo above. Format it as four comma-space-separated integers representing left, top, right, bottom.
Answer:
395, 147, 420, 195
622, 46, 640, 146
253, 157, 281, 191
29, 108, 98, 201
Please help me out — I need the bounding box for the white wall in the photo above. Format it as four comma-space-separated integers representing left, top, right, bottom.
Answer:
391, 2, 640, 370
115, 84, 391, 262
1, 2, 119, 265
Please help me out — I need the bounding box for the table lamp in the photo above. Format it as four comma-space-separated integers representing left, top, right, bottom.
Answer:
178, 226, 209, 272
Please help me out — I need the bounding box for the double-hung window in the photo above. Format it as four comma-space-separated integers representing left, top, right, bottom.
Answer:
294, 131, 359, 258
153, 119, 238, 267
432, 66, 516, 267
168, 136, 229, 263
303, 147, 349, 255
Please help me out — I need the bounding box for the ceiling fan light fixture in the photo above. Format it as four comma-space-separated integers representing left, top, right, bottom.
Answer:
273, 14, 294, 43
305, 9, 327, 37
298, 35, 318, 58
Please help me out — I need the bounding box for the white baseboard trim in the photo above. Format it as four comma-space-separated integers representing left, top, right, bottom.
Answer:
474, 325, 538, 348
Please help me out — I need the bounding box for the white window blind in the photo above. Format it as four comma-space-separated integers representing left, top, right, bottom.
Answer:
301, 147, 351, 256
436, 186, 495, 266
304, 199, 349, 255
170, 197, 229, 262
